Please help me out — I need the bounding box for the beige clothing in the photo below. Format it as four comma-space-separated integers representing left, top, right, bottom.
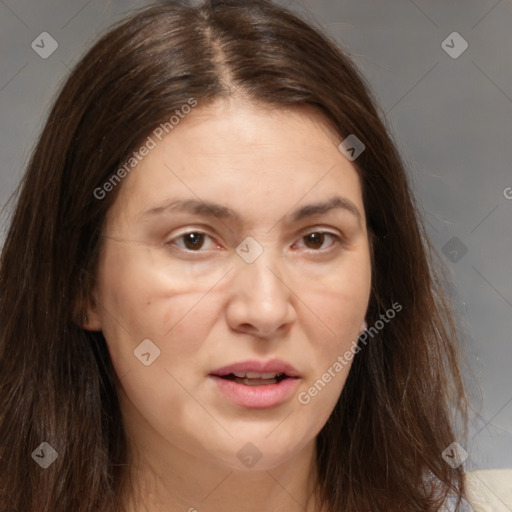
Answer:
465, 469, 512, 511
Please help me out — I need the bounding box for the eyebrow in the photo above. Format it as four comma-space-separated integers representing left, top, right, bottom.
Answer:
140, 196, 362, 226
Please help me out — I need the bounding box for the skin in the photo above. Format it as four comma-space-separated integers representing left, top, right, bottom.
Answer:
84, 96, 372, 512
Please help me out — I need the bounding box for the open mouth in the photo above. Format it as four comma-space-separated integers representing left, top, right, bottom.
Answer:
210, 367, 301, 408
218, 372, 290, 386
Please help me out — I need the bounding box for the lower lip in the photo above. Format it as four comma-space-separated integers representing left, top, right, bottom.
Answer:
209, 375, 300, 409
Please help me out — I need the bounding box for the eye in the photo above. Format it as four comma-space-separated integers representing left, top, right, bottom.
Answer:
168, 231, 218, 252
167, 229, 344, 253
294, 231, 343, 252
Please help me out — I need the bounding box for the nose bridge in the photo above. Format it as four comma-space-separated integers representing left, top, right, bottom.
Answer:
228, 236, 294, 335
236, 236, 287, 301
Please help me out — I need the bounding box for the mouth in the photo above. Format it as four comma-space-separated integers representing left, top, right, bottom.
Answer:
216, 372, 291, 386
210, 358, 301, 380
208, 359, 301, 409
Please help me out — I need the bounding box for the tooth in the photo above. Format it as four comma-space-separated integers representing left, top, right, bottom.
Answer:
233, 372, 247, 378
242, 378, 277, 385
245, 371, 278, 379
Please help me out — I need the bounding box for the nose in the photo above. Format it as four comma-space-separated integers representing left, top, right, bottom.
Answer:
224, 245, 296, 339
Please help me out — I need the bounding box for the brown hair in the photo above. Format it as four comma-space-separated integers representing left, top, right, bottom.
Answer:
0, 1, 468, 510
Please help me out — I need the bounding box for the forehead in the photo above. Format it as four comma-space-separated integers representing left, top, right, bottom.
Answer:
105, 98, 364, 226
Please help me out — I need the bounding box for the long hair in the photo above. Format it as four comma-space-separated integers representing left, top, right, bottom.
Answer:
0, 1, 468, 510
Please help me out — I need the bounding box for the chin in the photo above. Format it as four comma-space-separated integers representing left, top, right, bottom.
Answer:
206, 435, 309, 472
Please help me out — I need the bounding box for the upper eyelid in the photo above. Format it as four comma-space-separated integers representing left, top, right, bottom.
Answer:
169, 225, 342, 239
171, 221, 343, 235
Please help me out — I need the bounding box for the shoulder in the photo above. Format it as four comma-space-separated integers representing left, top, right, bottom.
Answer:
463, 469, 512, 511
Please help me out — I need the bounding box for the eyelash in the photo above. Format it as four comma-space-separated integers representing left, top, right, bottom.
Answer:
166, 229, 345, 254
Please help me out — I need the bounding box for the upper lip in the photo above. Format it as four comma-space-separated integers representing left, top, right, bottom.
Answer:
210, 358, 301, 378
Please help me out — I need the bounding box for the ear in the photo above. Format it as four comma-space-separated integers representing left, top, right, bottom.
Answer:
359, 320, 368, 334
74, 287, 102, 332
81, 295, 103, 331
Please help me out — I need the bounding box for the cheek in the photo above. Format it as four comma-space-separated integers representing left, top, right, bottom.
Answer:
298, 252, 371, 345
96, 243, 220, 378
95, 245, 222, 444
293, 251, 370, 409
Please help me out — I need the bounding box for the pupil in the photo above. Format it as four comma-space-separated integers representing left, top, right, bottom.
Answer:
184, 232, 204, 250
306, 233, 324, 249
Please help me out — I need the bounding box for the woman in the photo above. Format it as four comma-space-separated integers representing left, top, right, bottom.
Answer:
0, 1, 470, 510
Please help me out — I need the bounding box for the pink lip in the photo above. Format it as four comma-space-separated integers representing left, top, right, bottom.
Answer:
209, 358, 301, 409
210, 358, 301, 378
209, 375, 300, 409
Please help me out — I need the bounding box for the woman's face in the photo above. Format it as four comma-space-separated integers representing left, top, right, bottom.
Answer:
86, 97, 372, 471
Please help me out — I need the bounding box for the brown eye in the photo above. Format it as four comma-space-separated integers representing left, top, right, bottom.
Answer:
169, 231, 214, 252
182, 232, 205, 250
304, 232, 325, 249
297, 231, 341, 251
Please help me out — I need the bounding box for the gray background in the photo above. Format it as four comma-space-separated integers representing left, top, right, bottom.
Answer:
1, 0, 511, 473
